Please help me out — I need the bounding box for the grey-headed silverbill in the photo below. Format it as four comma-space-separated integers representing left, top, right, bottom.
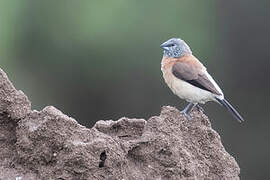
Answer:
160, 38, 244, 122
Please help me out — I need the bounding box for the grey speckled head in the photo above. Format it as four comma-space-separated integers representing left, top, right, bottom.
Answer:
160, 38, 192, 58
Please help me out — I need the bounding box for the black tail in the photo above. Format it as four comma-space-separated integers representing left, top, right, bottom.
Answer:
215, 98, 244, 123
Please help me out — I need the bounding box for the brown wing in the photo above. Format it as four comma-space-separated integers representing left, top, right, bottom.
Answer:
172, 61, 222, 95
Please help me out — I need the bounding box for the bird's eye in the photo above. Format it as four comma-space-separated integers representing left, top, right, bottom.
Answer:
167, 44, 175, 47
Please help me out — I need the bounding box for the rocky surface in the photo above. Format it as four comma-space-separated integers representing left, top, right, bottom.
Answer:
0, 68, 240, 180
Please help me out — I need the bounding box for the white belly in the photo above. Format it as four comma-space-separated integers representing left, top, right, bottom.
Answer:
162, 68, 221, 104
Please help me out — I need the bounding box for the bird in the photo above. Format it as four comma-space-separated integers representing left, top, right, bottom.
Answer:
160, 38, 244, 122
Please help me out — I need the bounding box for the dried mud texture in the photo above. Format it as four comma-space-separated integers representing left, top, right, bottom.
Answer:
0, 68, 240, 180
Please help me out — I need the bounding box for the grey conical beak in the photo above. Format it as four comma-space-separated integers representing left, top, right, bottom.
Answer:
160, 41, 170, 51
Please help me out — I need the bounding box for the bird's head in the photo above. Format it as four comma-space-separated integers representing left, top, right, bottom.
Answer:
160, 38, 192, 58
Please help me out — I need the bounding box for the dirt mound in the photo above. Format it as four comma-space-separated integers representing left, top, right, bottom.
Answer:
0, 68, 240, 180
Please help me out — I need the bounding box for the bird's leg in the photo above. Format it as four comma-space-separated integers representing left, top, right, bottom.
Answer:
181, 102, 193, 114
181, 102, 196, 120
195, 104, 204, 112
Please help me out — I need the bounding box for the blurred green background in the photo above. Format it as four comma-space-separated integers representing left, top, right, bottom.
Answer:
1, 0, 269, 179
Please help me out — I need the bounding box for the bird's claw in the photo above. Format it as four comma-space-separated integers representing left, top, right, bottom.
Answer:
181, 111, 192, 120
196, 104, 204, 112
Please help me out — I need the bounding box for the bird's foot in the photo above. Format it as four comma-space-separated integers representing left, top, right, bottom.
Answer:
195, 104, 204, 112
180, 110, 192, 120
180, 102, 195, 120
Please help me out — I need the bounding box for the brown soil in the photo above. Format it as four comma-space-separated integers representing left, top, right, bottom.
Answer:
0, 68, 240, 180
